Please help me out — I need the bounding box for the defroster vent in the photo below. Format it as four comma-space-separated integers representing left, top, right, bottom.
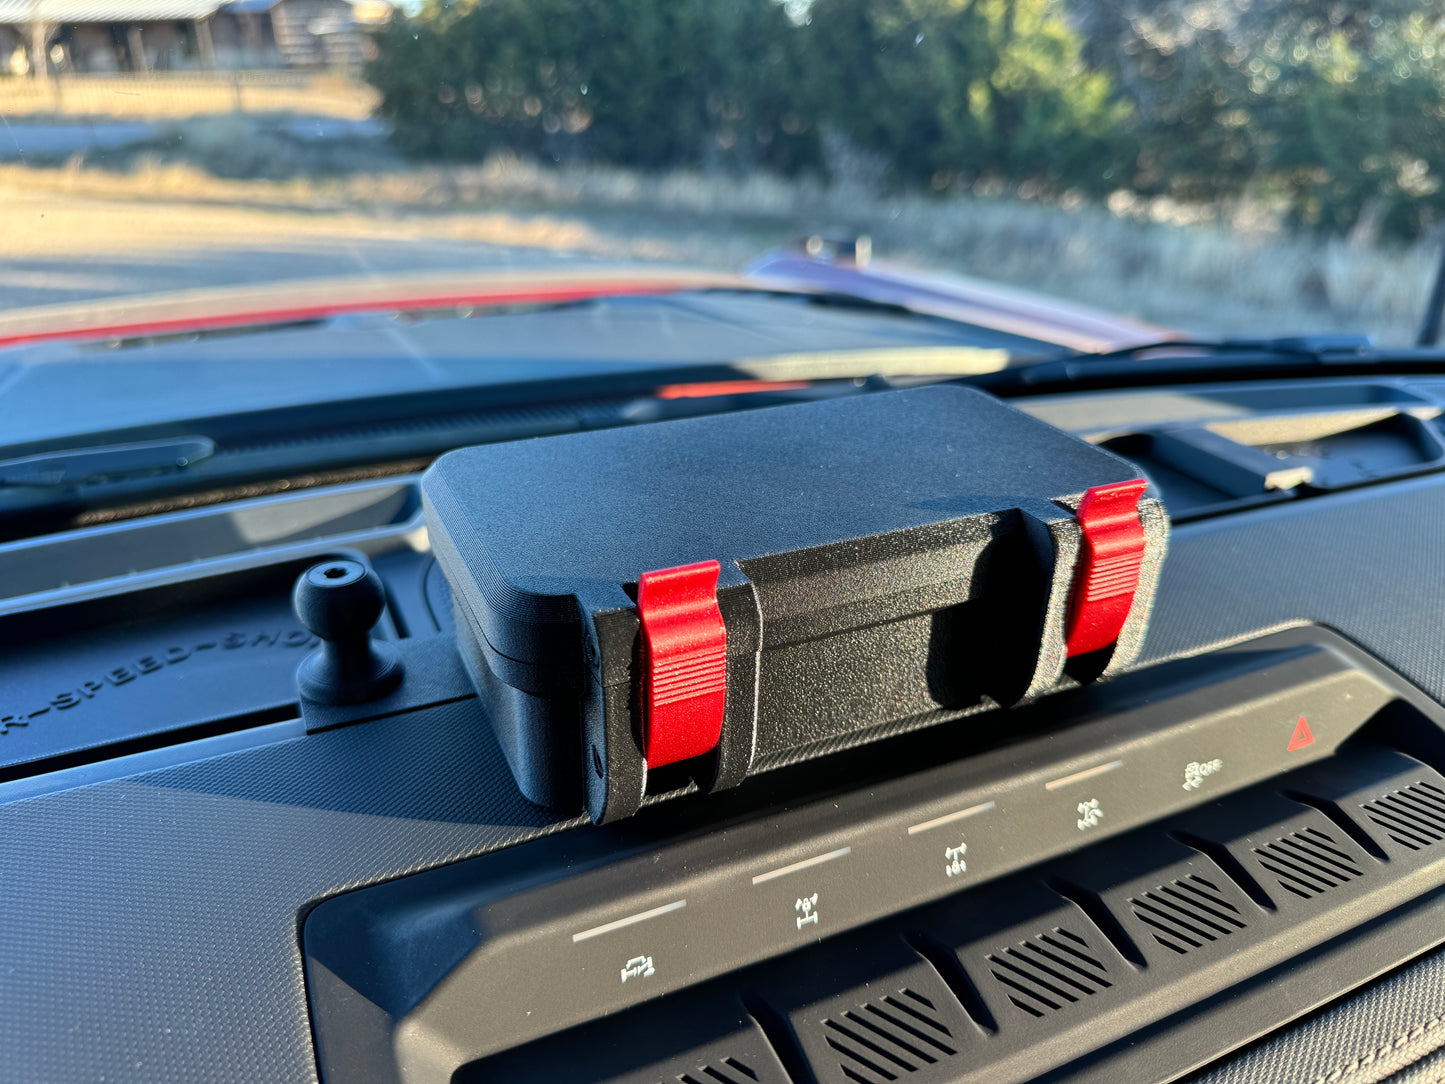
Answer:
676, 1056, 761, 1084
1252, 827, 1364, 899
822, 988, 958, 1084
1128, 874, 1247, 954
1362, 781, 1445, 851
985, 927, 1112, 1019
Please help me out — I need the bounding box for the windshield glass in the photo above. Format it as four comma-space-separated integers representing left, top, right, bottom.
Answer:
2, 0, 1440, 372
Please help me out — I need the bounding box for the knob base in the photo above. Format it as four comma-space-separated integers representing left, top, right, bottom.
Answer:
298, 642, 405, 706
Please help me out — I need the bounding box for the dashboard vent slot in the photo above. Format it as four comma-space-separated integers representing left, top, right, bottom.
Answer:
985, 927, 1111, 1018
1362, 782, 1445, 850
677, 1056, 761, 1084
1252, 828, 1364, 899
1128, 874, 1247, 954
822, 988, 957, 1082
1099, 407, 1445, 523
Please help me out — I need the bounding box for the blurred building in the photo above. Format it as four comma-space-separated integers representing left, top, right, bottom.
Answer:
0, 0, 390, 73
218, 0, 387, 67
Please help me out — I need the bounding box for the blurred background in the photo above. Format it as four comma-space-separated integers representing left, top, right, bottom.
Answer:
4, 0, 1445, 343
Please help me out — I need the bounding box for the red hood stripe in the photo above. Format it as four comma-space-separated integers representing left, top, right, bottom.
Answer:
0, 279, 726, 350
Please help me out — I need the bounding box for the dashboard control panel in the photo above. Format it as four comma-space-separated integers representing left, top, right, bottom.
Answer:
305, 627, 1445, 1084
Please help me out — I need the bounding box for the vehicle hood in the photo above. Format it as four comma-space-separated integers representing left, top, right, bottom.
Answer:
0, 261, 1173, 458
744, 251, 1171, 354
0, 260, 1169, 354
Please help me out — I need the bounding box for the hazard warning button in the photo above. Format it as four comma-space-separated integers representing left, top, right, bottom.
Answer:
1288, 716, 1315, 752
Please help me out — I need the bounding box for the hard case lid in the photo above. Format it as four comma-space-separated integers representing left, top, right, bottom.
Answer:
421, 385, 1145, 672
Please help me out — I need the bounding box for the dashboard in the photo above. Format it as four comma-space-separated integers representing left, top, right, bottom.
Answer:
8, 374, 1445, 1083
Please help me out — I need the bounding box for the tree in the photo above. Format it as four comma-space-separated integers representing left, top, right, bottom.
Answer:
796, 0, 1134, 193
366, 0, 820, 172
1066, 0, 1445, 237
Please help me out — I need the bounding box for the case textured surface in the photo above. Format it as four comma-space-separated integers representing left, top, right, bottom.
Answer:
422, 385, 1165, 820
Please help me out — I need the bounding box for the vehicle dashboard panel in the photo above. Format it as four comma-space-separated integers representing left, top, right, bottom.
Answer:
6, 376, 1445, 1083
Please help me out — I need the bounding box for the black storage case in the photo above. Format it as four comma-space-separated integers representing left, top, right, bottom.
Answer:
422, 385, 1168, 822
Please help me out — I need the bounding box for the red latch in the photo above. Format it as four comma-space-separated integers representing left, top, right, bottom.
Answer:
1065, 479, 1149, 657
637, 560, 729, 768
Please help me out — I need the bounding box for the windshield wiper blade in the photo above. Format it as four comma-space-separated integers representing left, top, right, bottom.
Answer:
0, 437, 215, 488
971, 333, 1445, 395
1068, 333, 1377, 364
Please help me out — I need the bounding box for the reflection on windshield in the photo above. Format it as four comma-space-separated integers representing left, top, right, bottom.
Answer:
1, 1, 1440, 345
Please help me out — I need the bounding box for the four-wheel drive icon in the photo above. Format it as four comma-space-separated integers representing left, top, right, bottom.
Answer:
620, 955, 655, 983
795, 893, 819, 928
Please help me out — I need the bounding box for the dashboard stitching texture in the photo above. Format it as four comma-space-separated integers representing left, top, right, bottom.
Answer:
1195, 949, 1445, 1084
1308, 1012, 1445, 1083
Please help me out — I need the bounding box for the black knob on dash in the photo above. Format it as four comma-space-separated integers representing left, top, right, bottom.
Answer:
293, 559, 404, 705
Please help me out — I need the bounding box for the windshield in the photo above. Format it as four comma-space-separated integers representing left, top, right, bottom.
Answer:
2, 1, 1441, 376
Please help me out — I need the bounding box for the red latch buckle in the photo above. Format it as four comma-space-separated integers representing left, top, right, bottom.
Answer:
637, 560, 728, 768
1065, 479, 1149, 658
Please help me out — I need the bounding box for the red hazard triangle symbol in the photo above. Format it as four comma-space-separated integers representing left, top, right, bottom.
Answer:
1288, 716, 1315, 752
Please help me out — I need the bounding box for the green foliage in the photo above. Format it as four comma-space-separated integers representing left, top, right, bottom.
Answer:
1271, 15, 1445, 239
366, 0, 1127, 191
799, 0, 1134, 193
1070, 0, 1445, 239
366, 0, 819, 172
367, 0, 1445, 239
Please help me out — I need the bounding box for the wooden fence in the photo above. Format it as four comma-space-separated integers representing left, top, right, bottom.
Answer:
0, 70, 377, 119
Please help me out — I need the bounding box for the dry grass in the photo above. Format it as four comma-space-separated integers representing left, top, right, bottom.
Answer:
353, 155, 1436, 342
2, 108, 1437, 344
3, 174, 655, 262
0, 72, 376, 120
